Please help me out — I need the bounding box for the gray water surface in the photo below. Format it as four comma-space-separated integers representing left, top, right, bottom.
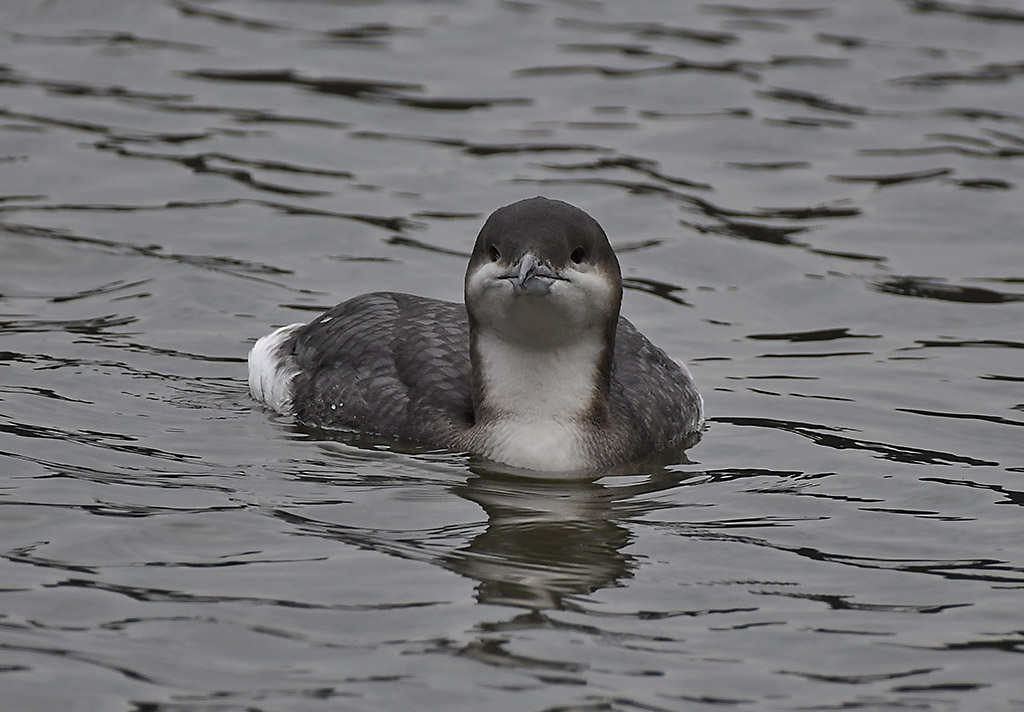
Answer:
1, 1, 1022, 710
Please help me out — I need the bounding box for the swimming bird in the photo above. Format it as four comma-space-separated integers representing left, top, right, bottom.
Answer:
248, 196, 703, 472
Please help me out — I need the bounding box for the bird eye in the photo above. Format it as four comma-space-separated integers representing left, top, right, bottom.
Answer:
570, 246, 586, 264
489, 245, 500, 262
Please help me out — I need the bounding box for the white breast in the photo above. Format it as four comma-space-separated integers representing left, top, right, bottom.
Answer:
473, 418, 592, 472
465, 329, 607, 472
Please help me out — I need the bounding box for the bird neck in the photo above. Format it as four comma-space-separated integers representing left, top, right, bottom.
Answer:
469, 327, 612, 426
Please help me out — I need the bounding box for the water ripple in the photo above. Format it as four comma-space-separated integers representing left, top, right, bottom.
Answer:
902, 0, 1024, 23
874, 277, 1024, 303
1, 1, 1022, 709
712, 416, 998, 466
186, 68, 530, 111
556, 18, 738, 46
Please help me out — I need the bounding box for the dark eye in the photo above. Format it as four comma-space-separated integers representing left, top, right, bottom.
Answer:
489, 245, 500, 262
570, 246, 586, 264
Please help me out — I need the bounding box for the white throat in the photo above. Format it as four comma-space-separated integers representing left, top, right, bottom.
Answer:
466, 328, 608, 471
474, 328, 605, 419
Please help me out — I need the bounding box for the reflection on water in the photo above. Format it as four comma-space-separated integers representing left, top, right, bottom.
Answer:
449, 475, 635, 609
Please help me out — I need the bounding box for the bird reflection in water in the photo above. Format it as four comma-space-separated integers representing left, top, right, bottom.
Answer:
290, 437, 699, 611
447, 474, 633, 609
446, 462, 698, 610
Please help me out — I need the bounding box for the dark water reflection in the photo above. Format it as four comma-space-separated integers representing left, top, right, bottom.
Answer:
2, 0, 1023, 710
451, 475, 637, 609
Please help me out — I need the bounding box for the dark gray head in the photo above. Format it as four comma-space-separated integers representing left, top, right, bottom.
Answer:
463, 197, 623, 430
465, 197, 623, 348
467, 196, 620, 287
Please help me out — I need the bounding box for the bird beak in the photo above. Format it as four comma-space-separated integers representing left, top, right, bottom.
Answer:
507, 252, 559, 296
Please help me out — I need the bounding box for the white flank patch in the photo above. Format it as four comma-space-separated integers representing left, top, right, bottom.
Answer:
247, 323, 304, 414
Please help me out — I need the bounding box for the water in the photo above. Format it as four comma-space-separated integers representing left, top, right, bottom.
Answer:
1, 0, 1022, 710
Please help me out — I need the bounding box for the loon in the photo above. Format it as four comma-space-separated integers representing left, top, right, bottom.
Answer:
248, 197, 703, 472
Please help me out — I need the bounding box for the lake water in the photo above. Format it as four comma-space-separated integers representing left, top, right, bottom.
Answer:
1, 1, 1022, 710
